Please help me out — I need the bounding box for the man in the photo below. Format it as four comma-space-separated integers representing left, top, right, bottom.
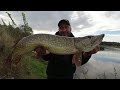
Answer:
34, 19, 100, 79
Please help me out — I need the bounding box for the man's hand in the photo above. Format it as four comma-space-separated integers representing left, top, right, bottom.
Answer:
90, 45, 100, 54
83, 45, 100, 57
72, 45, 100, 66
33, 46, 50, 59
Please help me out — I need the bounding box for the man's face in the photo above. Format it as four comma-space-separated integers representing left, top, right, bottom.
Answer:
58, 24, 71, 36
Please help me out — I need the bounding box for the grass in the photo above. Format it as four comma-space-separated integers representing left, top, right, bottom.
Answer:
17, 52, 48, 79
0, 52, 48, 79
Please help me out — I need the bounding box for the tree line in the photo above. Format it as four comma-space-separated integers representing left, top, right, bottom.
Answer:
100, 41, 120, 48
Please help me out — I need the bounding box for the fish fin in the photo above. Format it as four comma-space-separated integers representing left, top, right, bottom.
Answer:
72, 51, 82, 67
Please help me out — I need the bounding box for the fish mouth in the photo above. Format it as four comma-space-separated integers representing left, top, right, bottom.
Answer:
93, 34, 105, 46
101, 34, 105, 38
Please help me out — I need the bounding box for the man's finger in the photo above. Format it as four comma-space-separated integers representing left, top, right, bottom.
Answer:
92, 45, 100, 54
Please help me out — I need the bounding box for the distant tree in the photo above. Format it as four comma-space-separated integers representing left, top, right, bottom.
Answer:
100, 41, 120, 47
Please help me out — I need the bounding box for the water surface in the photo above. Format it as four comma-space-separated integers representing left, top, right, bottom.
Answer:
74, 48, 120, 79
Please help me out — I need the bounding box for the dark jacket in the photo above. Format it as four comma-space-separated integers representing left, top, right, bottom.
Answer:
42, 31, 91, 77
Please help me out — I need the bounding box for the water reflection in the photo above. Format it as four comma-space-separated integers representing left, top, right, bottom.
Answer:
74, 48, 120, 79
91, 48, 120, 64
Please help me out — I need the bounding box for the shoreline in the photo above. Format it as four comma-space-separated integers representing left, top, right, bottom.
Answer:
100, 45, 120, 51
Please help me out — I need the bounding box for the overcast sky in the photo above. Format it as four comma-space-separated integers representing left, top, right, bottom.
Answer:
0, 11, 120, 42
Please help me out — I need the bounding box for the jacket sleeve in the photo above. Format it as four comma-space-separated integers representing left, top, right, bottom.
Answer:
81, 53, 92, 65
41, 53, 52, 61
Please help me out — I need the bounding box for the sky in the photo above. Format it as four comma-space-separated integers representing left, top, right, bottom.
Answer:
0, 11, 120, 43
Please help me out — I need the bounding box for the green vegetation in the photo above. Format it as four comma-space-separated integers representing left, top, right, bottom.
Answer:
0, 52, 48, 79
99, 41, 120, 50
100, 41, 120, 48
11, 52, 48, 79
0, 12, 47, 79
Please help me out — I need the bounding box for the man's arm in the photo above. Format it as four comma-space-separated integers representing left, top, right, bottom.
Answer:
41, 53, 52, 61
33, 46, 51, 61
81, 52, 92, 65
81, 45, 100, 65
72, 45, 100, 66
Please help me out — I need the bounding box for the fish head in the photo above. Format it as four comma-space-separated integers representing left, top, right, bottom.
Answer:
75, 34, 105, 52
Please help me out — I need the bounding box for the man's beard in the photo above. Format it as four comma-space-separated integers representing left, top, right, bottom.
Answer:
59, 31, 71, 36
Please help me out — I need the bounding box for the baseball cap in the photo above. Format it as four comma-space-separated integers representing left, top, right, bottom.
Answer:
58, 19, 70, 27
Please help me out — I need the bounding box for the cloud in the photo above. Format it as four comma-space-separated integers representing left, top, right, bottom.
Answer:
0, 11, 24, 25
6, 11, 74, 31
0, 11, 93, 32
96, 29, 120, 35
70, 11, 94, 31
0, 11, 120, 42
104, 11, 120, 19
103, 34, 120, 42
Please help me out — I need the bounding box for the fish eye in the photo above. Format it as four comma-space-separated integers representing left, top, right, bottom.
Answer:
87, 36, 92, 38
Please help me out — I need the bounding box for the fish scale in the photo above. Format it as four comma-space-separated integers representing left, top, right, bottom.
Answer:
11, 33, 105, 65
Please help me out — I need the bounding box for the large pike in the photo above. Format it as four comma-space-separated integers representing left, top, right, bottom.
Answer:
11, 33, 105, 65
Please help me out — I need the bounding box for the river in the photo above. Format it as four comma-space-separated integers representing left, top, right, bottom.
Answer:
74, 48, 120, 79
